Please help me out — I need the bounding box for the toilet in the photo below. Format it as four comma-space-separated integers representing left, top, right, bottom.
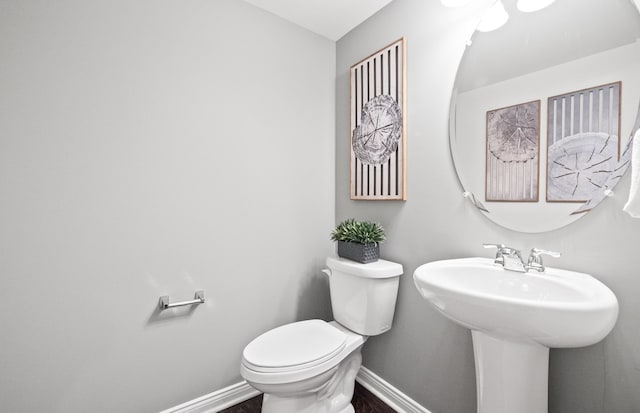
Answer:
240, 256, 403, 413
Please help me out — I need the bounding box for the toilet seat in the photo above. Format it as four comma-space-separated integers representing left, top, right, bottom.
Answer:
243, 320, 347, 373
241, 320, 365, 385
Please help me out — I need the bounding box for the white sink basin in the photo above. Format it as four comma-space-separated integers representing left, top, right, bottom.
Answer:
413, 257, 618, 347
413, 257, 619, 413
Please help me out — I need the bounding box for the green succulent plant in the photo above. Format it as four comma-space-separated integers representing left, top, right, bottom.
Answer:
330, 218, 385, 245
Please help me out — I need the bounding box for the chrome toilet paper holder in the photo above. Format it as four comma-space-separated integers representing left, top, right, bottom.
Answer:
159, 290, 205, 310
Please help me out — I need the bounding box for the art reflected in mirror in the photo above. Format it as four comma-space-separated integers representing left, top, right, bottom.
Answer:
486, 100, 540, 202
547, 82, 621, 203
570, 126, 634, 215
450, 0, 640, 233
350, 38, 406, 201
482, 83, 626, 212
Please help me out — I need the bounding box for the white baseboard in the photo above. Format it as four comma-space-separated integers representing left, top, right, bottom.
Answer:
158, 381, 260, 413
356, 366, 432, 413
160, 366, 430, 413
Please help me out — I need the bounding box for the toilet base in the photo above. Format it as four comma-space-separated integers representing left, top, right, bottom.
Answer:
260, 346, 363, 413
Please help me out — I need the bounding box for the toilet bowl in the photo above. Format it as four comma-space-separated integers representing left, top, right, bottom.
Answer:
240, 257, 403, 413
241, 320, 365, 413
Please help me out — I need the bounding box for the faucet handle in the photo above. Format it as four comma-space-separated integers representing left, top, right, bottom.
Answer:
483, 243, 506, 250
483, 244, 506, 262
527, 248, 561, 271
483, 243, 520, 255
529, 248, 561, 260
483, 243, 518, 265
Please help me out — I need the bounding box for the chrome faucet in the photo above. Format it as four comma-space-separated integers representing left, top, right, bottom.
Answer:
483, 243, 526, 272
483, 244, 560, 273
482, 243, 507, 264
525, 248, 561, 272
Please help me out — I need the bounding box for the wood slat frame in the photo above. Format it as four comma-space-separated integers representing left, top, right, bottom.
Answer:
349, 38, 406, 201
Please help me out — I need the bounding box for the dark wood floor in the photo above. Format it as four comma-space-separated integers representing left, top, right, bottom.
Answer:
220, 382, 396, 413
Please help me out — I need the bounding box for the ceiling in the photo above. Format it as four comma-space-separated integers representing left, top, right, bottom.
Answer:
241, 0, 394, 41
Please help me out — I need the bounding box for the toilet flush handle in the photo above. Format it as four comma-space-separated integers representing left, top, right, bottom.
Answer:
322, 269, 331, 277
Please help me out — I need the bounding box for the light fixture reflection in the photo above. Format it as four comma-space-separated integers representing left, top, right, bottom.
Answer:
441, 0, 474, 7
477, 0, 509, 32
517, 0, 556, 12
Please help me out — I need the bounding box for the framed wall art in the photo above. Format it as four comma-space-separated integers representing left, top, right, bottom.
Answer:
350, 38, 406, 200
485, 100, 540, 202
547, 81, 621, 202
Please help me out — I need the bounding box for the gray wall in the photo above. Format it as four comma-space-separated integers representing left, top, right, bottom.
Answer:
3, 0, 639, 411
0, 1, 335, 412
336, 0, 640, 412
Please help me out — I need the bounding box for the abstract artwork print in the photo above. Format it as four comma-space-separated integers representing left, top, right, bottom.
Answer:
486, 100, 540, 202
547, 82, 621, 202
350, 38, 406, 200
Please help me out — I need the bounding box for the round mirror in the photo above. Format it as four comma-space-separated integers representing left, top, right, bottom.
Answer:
451, 0, 640, 232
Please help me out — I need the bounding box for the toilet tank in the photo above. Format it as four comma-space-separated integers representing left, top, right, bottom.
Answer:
325, 257, 403, 336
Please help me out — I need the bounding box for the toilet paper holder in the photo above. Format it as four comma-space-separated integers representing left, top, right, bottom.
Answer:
159, 290, 205, 310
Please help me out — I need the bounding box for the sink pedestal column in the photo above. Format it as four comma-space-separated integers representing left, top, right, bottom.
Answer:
472, 331, 549, 413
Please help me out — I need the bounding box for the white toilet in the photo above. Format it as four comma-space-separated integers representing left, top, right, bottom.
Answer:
240, 256, 403, 413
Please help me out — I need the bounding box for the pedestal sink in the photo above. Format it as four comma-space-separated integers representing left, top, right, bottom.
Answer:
413, 257, 618, 413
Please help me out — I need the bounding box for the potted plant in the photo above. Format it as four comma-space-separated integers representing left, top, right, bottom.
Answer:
330, 218, 385, 263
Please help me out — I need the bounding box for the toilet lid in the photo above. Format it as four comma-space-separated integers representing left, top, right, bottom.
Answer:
242, 320, 347, 373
